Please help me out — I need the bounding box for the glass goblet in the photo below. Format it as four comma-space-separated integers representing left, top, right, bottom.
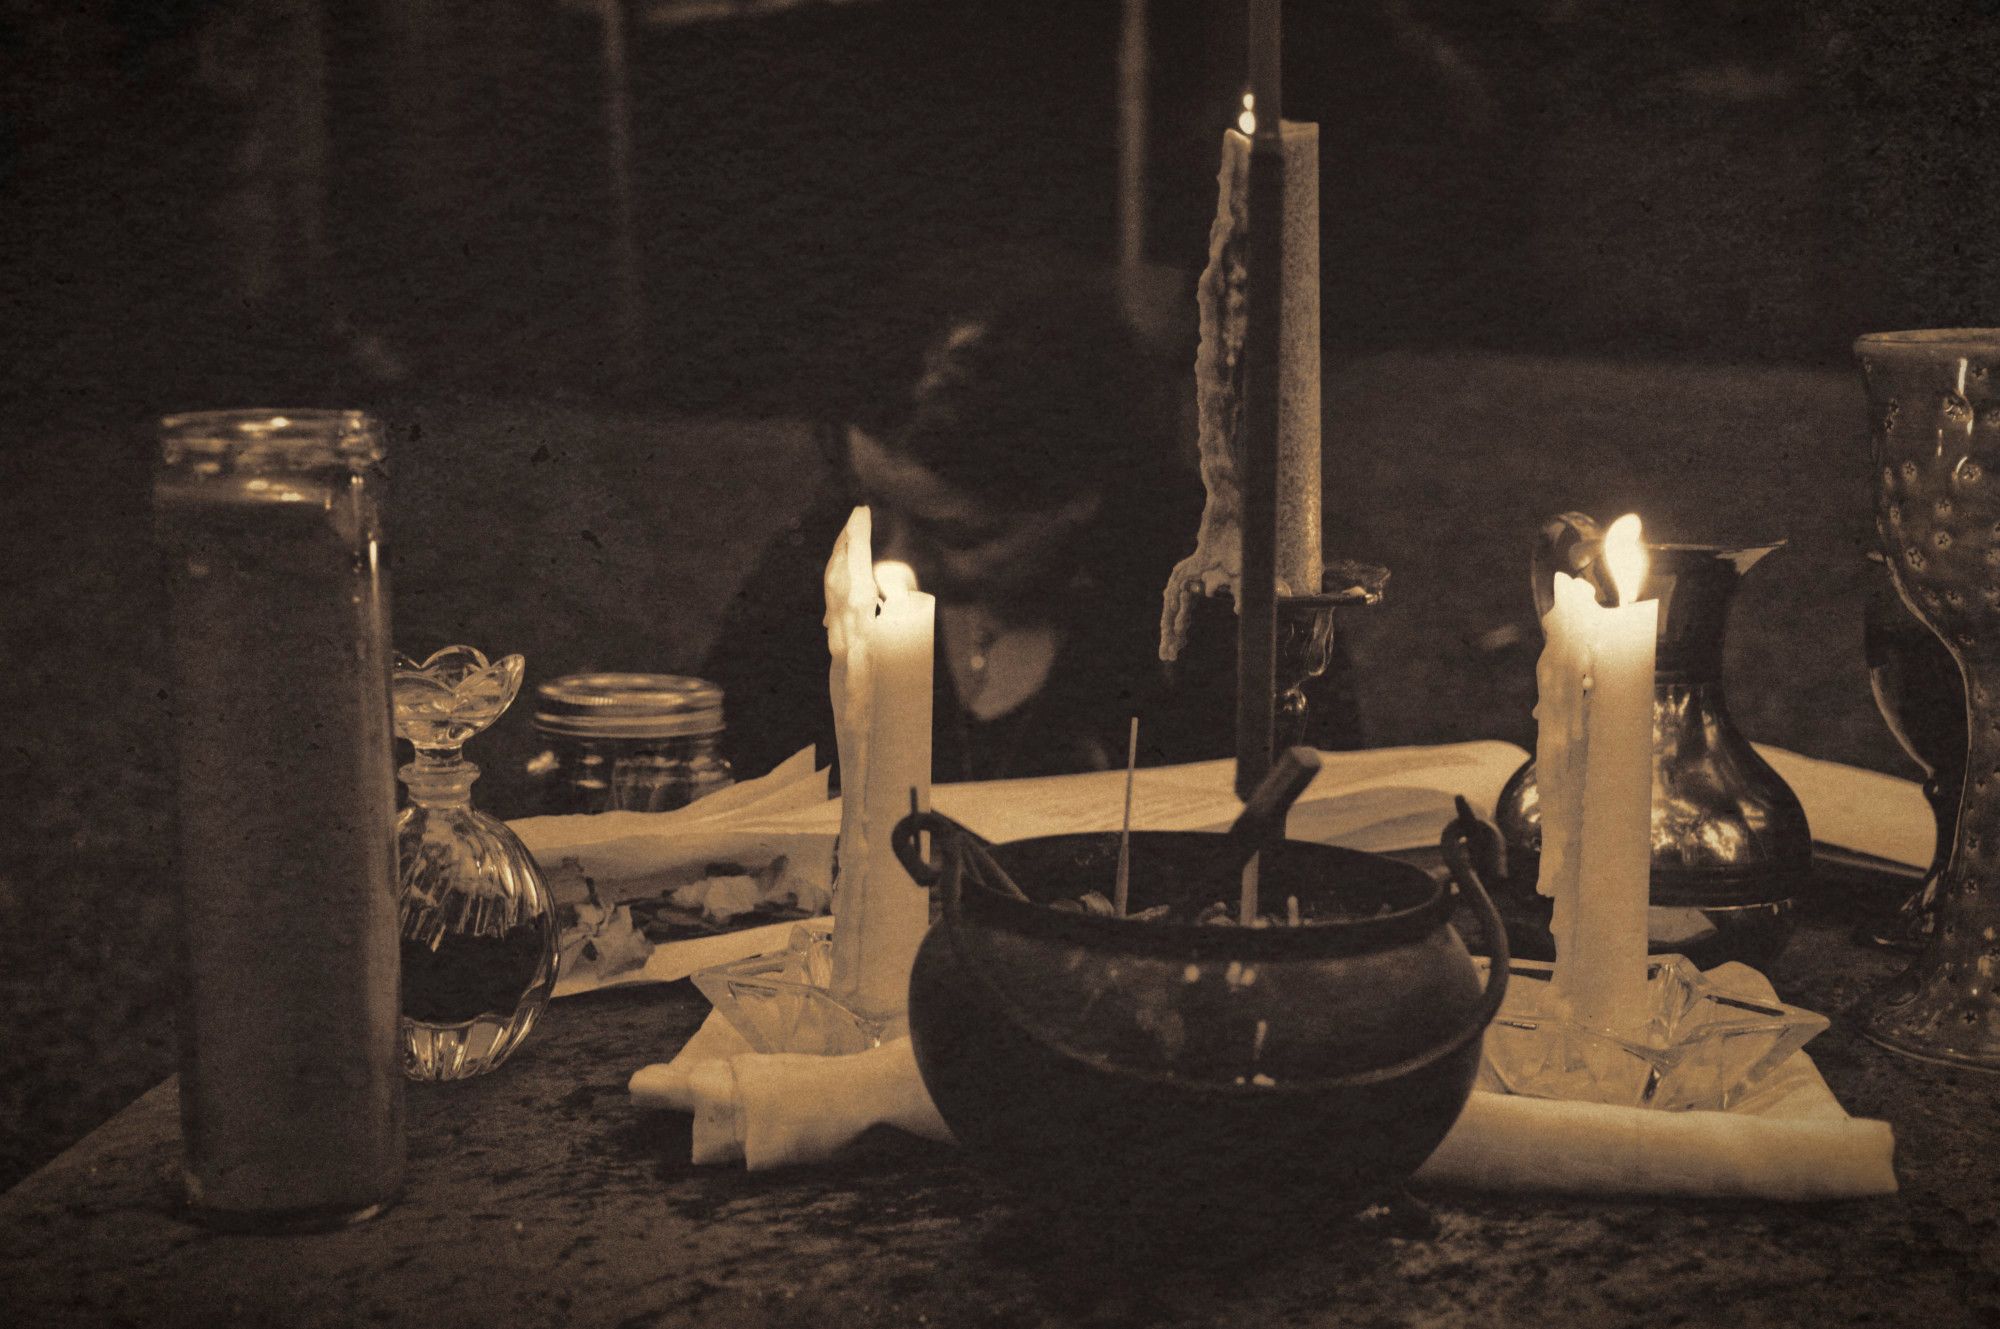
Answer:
1859, 328, 2000, 1068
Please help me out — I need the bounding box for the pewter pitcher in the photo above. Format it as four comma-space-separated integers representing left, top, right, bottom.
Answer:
1492, 513, 1812, 970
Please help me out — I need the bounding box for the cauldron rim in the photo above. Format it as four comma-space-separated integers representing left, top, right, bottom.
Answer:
966, 831, 1455, 962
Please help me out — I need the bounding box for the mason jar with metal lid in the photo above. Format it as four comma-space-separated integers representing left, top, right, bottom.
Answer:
524, 673, 733, 815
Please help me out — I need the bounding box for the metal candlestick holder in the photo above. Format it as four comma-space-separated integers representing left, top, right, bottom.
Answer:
1273, 560, 1388, 751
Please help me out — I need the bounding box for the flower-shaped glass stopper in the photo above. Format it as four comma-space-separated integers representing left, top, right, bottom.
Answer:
393, 647, 525, 757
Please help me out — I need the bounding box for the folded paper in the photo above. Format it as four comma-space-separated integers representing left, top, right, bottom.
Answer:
630, 1010, 951, 1170
631, 977, 1895, 1200
514, 748, 836, 998
517, 746, 830, 911
1416, 1093, 1895, 1201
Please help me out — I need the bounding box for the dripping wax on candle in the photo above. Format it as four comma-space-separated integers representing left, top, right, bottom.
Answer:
1535, 513, 1658, 1036
826, 533, 937, 1019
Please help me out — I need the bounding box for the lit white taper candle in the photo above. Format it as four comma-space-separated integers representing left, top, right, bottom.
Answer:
1535, 514, 1658, 1034
824, 523, 935, 1019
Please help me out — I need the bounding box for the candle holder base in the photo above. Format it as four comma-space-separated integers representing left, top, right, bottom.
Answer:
1478, 955, 1828, 1111
690, 925, 901, 1056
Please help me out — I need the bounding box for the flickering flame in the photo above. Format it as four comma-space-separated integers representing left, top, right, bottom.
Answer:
874, 560, 918, 601
1237, 92, 1256, 136
1603, 514, 1648, 607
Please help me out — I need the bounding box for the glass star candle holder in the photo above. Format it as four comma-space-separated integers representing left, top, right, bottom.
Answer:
691, 924, 901, 1056
1478, 955, 1829, 1112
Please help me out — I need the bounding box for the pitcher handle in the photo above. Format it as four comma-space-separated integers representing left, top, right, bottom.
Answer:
1532, 511, 1608, 619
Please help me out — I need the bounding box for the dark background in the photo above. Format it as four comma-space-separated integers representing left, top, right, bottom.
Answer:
2, 0, 1996, 1189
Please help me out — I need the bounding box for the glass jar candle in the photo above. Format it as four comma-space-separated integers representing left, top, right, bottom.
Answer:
155, 409, 404, 1230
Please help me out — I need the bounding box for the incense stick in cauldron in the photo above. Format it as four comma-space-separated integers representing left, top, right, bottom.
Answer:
1230, 746, 1321, 925
1114, 716, 1139, 917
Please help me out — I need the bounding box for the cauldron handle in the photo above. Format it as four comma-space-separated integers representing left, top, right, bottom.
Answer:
892, 810, 1030, 899
1440, 799, 1512, 1037
890, 810, 951, 889
890, 810, 1514, 1094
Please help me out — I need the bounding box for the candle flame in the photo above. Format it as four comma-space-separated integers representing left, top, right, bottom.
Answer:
1603, 514, 1648, 606
1237, 92, 1257, 136
874, 559, 918, 600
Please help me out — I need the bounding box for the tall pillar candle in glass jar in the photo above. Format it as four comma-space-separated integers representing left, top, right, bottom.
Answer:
155, 410, 404, 1229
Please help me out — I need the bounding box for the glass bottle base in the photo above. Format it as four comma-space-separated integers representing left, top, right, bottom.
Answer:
400, 989, 551, 1082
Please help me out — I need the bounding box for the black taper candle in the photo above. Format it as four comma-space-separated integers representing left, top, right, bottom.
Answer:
1235, 0, 1284, 801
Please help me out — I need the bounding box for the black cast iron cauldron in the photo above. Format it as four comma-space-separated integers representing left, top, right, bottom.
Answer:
891, 819, 1508, 1221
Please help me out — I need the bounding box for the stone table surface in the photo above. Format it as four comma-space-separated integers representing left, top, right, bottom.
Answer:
4, 868, 1999, 1329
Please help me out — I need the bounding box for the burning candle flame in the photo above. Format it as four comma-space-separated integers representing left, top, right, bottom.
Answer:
1603, 514, 1648, 607
874, 559, 918, 601
1237, 92, 1256, 136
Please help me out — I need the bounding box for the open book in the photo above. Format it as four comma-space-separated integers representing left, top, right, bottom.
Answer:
927, 741, 1525, 851
516, 738, 1937, 998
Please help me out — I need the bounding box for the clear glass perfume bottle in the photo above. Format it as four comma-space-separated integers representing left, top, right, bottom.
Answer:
393, 647, 559, 1080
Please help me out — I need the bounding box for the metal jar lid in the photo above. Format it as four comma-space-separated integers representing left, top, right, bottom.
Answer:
532, 673, 725, 740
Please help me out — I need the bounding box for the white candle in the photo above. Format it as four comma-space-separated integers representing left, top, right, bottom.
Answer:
824, 506, 876, 927
852, 561, 935, 1014
1160, 115, 1322, 664
1219, 120, 1322, 599
1535, 514, 1658, 1035
825, 536, 936, 1019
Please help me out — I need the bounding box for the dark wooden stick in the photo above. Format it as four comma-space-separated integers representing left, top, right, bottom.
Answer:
1249, 0, 1281, 130
1231, 746, 1319, 924
1235, 3, 1285, 802
1114, 716, 1139, 916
